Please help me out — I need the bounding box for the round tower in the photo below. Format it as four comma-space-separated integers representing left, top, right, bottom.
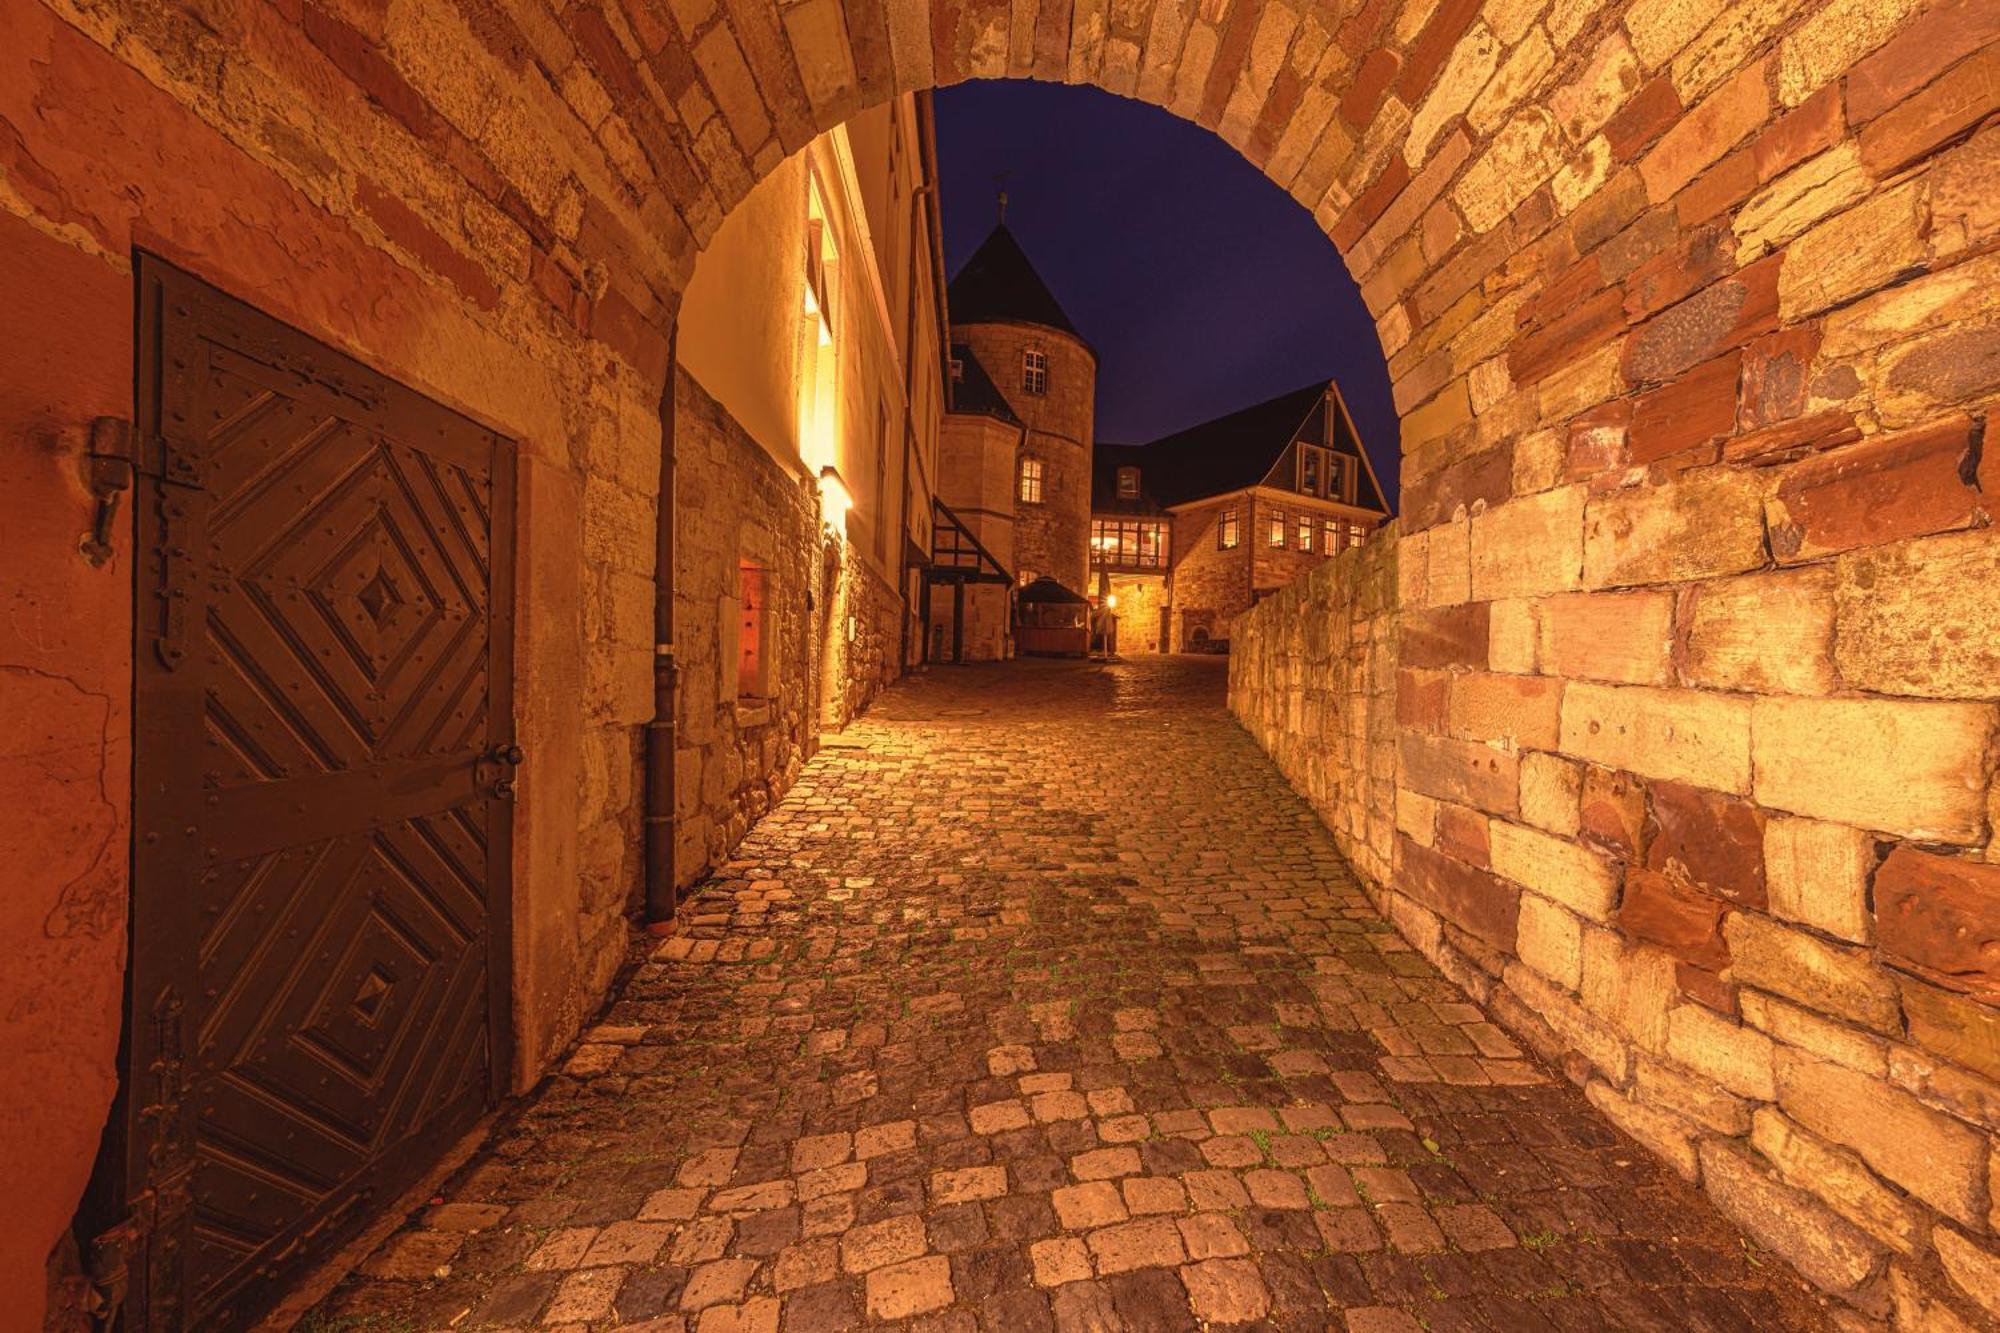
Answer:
946, 224, 1095, 597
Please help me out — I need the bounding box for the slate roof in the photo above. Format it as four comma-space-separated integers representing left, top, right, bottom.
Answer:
1089, 380, 1389, 514
947, 224, 1082, 338
947, 343, 1022, 424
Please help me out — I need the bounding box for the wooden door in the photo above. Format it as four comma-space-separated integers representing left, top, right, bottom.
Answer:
114, 256, 516, 1327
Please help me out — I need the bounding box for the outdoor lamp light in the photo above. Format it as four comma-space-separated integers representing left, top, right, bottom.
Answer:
818, 465, 852, 532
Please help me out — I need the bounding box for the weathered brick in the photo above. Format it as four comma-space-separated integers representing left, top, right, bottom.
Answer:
1682, 568, 1836, 695
1646, 780, 1765, 908
1900, 977, 2000, 1085
1846, 0, 2000, 124
1399, 732, 1520, 814
1402, 602, 1490, 669
1518, 893, 1583, 988
1732, 142, 1870, 266
1586, 1080, 1698, 1180
1623, 257, 1780, 385
1724, 914, 1902, 1033
1835, 529, 2000, 698
1666, 1000, 1774, 1098
1776, 1050, 1987, 1226
1768, 417, 1979, 563
1751, 1108, 1927, 1255
1579, 764, 1648, 855
1778, 180, 1929, 321
1638, 57, 1768, 202
1470, 485, 1587, 600
1621, 867, 1730, 970
1763, 816, 1871, 945
1874, 847, 2000, 1002
1774, 0, 1918, 107
1583, 469, 1769, 588
1750, 696, 1993, 842
1697, 1141, 1886, 1295
1519, 751, 1582, 836
1400, 835, 1521, 951
1857, 44, 2000, 177
1488, 819, 1620, 921
1626, 351, 1740, 464
1560, 683, 1752, 794
1447, 672, 1562, 749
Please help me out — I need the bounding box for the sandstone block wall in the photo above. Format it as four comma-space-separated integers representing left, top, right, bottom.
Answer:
1230, 527, 1401, 890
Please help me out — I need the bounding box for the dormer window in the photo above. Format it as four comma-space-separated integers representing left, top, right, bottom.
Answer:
1116, 467, 1140, 499
1022, 348, 1048, 395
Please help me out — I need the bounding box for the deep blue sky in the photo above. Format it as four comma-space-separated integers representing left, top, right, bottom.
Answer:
933, 80, 1398, 508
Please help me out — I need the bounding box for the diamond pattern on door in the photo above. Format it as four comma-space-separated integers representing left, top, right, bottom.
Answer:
122, 257, 515, 1330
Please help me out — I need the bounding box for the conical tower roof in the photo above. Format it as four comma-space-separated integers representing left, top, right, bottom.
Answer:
947, 224, 1080, 338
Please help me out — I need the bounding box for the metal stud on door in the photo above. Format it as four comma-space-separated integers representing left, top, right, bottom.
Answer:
104, 256, 517, 1328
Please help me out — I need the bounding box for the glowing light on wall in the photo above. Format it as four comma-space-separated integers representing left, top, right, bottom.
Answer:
818, 465, 852, 535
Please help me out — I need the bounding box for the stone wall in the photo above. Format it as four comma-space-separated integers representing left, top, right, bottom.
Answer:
672, 369, 821, 887
955, 321, 1095, 593
1105, 572, 1168, 654
1230, 526, 1401, 890
9, 0, 2000, 1321
1166, 501, 1251, 650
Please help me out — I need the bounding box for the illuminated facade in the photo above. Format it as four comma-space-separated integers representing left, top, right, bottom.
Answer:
1092, 382, 1389, 653
676, 95, 948, 871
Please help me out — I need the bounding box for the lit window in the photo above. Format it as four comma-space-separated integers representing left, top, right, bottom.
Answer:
1323, 517, 1339, 554
1090, 519, 1168, 569
1348, 523, 1364, 549
797, 175, 840, 476
1018, 456, 1044, 504
1267, 510, 1286, 547
1218, 508, 1240, 549
1022, 348, 1048, 395
1116, 467, 1140, 499
1018, 567, 1038, 587
1297, 515, 1313, 552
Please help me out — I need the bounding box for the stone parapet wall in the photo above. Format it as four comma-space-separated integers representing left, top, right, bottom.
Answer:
1230, 526, 1401, 891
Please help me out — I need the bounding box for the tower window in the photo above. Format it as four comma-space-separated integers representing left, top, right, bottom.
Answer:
1022, 348, 1048, 395
1018, 456, 1044, 504
1218, 508, 1240, 549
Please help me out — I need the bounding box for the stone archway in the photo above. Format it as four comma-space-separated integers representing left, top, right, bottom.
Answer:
1, 0, 1994, 1322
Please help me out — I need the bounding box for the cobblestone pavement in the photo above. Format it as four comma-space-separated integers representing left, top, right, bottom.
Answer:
313, 656, 1832, 1332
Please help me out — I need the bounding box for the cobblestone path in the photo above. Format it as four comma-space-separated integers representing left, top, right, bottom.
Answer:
315, 656, 1830, 1332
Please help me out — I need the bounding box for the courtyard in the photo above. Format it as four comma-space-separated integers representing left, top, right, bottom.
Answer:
311, 656, 1829, 1331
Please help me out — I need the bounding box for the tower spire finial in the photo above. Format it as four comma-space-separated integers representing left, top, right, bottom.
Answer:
993, 172, 1010, 225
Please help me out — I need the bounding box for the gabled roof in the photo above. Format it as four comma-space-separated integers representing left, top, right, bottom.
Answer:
947, 343, 1021, 425
1106, 379, 1390, 513
946, 224, 1081, 338
1134, 382, 1328, 507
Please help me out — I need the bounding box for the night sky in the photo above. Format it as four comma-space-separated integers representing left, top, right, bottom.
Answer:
933, 80, 1399, 509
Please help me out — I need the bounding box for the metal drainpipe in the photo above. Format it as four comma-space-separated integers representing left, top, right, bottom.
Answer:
644, 328, 680, 929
